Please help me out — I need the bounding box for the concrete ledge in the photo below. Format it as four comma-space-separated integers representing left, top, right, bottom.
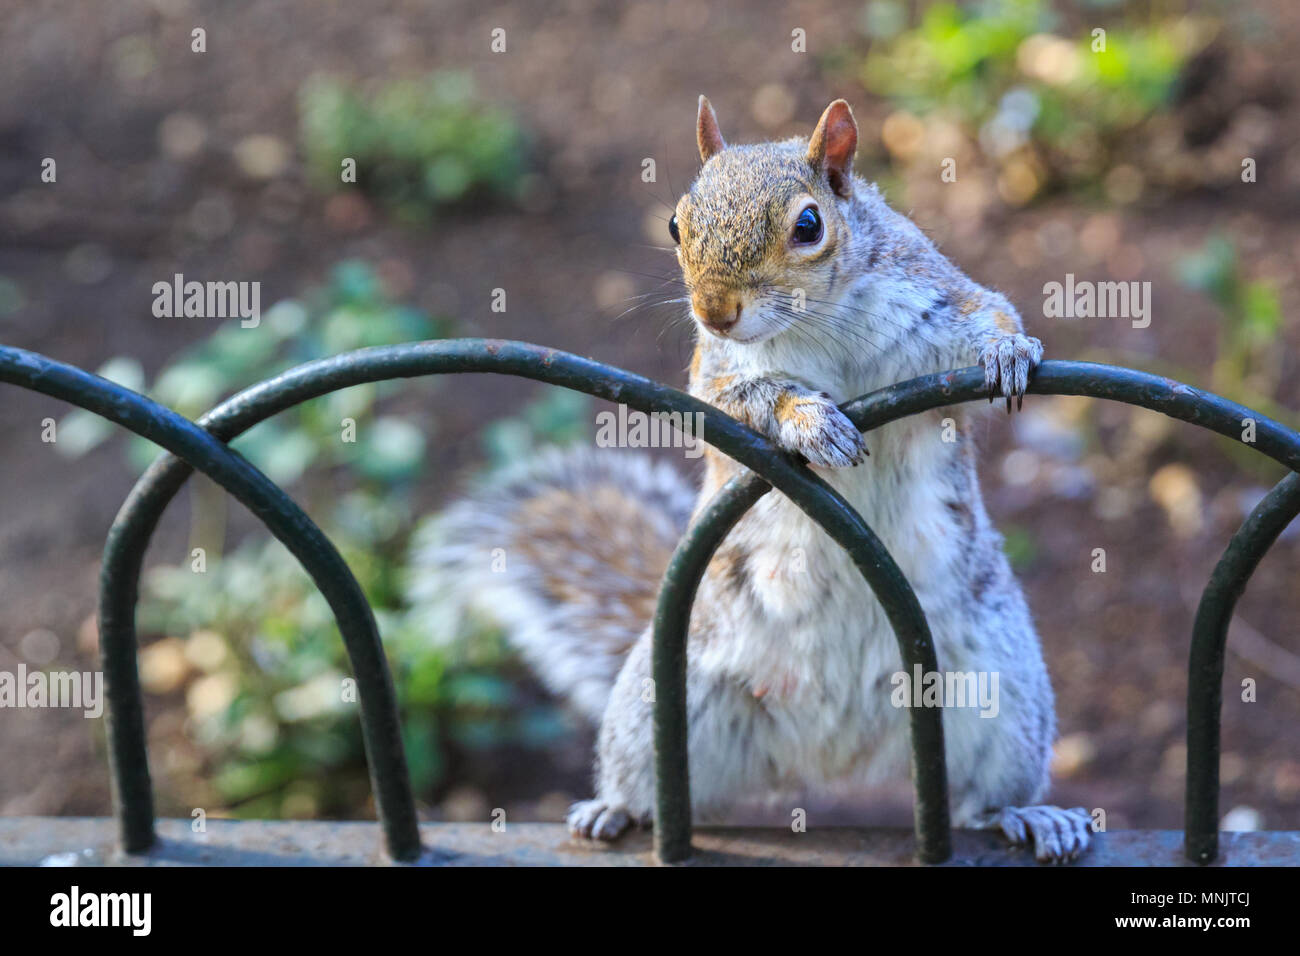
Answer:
1, 818, 1296, 866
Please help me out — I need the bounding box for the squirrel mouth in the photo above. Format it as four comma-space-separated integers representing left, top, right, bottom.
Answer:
706, 327, 758, 345
702, 323, 764, 345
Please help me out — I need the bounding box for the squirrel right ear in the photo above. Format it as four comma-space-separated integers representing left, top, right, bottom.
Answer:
697, 95, 726, 162
807, 100, 858, 198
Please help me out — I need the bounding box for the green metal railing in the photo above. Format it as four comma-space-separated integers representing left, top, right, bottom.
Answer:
2, 339, 1296, 866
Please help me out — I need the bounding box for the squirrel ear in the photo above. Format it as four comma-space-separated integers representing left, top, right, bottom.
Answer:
697, 95, 726, 162
807, 100, 858, 198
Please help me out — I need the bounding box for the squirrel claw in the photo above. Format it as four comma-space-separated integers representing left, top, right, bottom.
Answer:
980, 333, 1042, 414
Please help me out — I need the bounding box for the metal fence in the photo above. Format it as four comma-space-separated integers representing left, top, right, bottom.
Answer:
2, 338, 1296, 866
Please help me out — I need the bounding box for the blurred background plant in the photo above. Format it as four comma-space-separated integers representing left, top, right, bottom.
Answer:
1030, 234, 1290, 485
1178, 233, 1284, 402
56, 261, 442, 486
835, 1, 1293, 544
299, 71, 528, 224
857, 0, 1220, 205
52, 261, 590, 817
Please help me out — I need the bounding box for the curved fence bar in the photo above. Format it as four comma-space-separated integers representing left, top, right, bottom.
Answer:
839, 362, 1300, 864
101, 339, 947, 865
840, 361, 1300, 471
840, 360, 1300, 864
671, 360, 1300, 864
1186, 472, 1300, 863
652, 471, 952, 864
651, 477, 768, 863
0, 346, 423, 862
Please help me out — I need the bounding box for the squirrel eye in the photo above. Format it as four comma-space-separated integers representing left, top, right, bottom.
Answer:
792, 206, 822, 244
669, 214, 680, 244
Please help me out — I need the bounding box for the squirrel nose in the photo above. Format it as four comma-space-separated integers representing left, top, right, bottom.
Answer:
692, 294, 742, 335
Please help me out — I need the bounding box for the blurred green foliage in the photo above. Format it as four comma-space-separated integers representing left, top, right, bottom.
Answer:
59, 261, 590, 817
480, 388, 593, 472
861, 0, 1198, 197
58, 261, 442, 483
1178, 235, 1283, 401
1000, 523, 1038, 569
299, 71, 527, 222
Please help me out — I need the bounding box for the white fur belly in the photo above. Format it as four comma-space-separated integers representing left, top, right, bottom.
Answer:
700, 436, 975, 786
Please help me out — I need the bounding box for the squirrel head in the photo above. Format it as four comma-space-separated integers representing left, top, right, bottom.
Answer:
672, 96, 860, 345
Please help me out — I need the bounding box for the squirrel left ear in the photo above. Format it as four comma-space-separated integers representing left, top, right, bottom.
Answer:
697, 95, 726, 162
807, 100, 858, 198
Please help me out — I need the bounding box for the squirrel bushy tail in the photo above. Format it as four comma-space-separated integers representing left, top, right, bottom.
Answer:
406, 445, 695, 723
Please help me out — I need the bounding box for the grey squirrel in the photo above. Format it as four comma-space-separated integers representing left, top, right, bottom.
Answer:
408, 97, 1091, 862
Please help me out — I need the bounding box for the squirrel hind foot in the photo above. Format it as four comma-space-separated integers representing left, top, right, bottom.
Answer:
567, 799, 637, 842
989, 805, 1092, 864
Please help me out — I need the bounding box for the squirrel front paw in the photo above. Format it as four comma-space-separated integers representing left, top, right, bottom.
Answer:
774, 391, 867, 468
567, 799, 638, 842
979, 333, 1043, 413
